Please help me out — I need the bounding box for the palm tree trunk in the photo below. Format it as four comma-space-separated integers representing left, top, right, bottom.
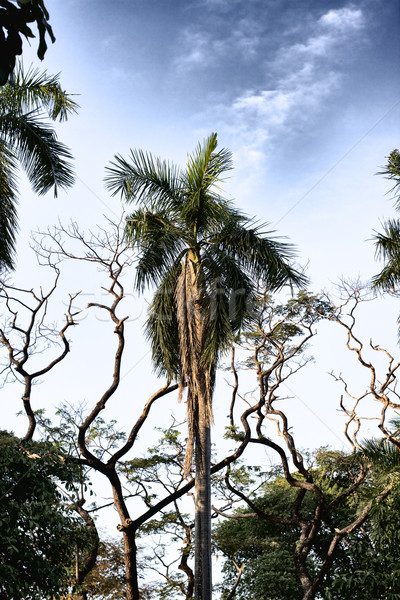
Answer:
194, 395, 212, 600
177, 255, 214, 599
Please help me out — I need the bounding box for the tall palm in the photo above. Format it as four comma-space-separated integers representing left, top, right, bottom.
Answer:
0, 63, 78, 269
105, 133, 307, 600
372, 149, 400, 291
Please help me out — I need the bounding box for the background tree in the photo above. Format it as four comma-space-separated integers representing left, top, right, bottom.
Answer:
211, 291, 396, 600
81, 538, 129, 600
0, 266, 80, 441
0, 63, 77, 269
0, 0, 55, 85
105, 132, 306, 600
3, 227, 400, 599
326, 282, 400, 451
215, 449, 400, 600
0, 430, 89, 599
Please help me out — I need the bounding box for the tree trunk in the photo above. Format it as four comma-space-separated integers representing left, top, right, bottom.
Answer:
177, 254, 214, 599
124, 529, 140, 600
110, 472, 141, 600
194, 397, 212, 600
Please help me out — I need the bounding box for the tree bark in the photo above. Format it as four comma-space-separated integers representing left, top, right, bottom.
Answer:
123, 529, 140, 600
194, 400, 212, 600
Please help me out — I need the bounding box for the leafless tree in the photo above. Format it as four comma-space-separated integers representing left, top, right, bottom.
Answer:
325, 282, 400, 451
1, 219, 253, 599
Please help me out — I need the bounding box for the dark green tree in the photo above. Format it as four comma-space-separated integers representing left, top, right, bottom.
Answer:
215, 450, 400, 600
105, 133, 306, 600
0, 0, 55, 85
214, 474, 309, 600
0, 430, 89, 599
0, 63, 77, 269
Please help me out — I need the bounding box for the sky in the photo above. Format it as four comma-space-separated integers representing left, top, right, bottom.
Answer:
2, 0, 400, 530
14, 0, 400, 283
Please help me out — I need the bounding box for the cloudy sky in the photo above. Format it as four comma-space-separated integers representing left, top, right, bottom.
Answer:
15, 0, 399, 283
4, 0, 400, 452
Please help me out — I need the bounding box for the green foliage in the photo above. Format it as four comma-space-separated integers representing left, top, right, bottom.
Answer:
379, 149, 400, 203
214, 480, 307, 600
81, 537, 156, 600
235, 291, 332, 373
0, 0, 55, 85
83, 538, 127, 600
372, 150, 400, 298
0, 430, 87, 599
324, 476, 400, 599
38, 405, 126, 463
215, 448, 400, 600
120, 427, 186, 507
372, 218, 400, 292
0, 63, 77, 269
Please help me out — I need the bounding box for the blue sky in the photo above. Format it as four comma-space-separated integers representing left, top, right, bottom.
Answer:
15, 0, 400, 284
4, 0, 400, 455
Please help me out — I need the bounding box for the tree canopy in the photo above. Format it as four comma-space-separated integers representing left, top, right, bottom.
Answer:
215, 449, 400, 600
0, 431, 88, 599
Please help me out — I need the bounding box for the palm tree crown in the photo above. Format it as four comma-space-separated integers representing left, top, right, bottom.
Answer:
0, 63, 78, 269
106, 133, 306, 380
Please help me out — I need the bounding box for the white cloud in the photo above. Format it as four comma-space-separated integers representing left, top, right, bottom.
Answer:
226, 5, 364, 154
233, 70, 340, 127
176, 31, 210, 68
174, 18, 262, 70
319, 6, 364, 31
289, 34, 334, 58
277, 6, 365, 66
196, 3, 367, 192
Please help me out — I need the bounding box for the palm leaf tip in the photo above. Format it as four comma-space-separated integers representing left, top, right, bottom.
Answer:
13, 63, 79, 122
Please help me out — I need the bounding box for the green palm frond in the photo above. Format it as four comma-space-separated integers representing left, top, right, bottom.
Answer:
372, 219, 400, 291
145, 260, 183, 377
372, 262, 400, 292
374, 219, 400, 258
180, 192, 241, 238
6, 63, 79, 122
378, 149, 400, 208
127, 209, 187, 292
389, 414, 400, 435
0, 65, 76, 269
202, 281, 232, 367
180, 133, 234, 234
105, 149, 182, 212
184, 132, 233, 196
361, 437, 400, 473
213, 221, 307, 290
125, 208, 186, 248
0, 141, 18, 269
202, 247, 254, 331
1, 110, 74, 196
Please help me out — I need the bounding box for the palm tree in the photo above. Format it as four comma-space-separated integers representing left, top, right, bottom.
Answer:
0, 63, 78, 269
372, 150, 400, 338
105, 133, 307, 600
372, 149, 400, 292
